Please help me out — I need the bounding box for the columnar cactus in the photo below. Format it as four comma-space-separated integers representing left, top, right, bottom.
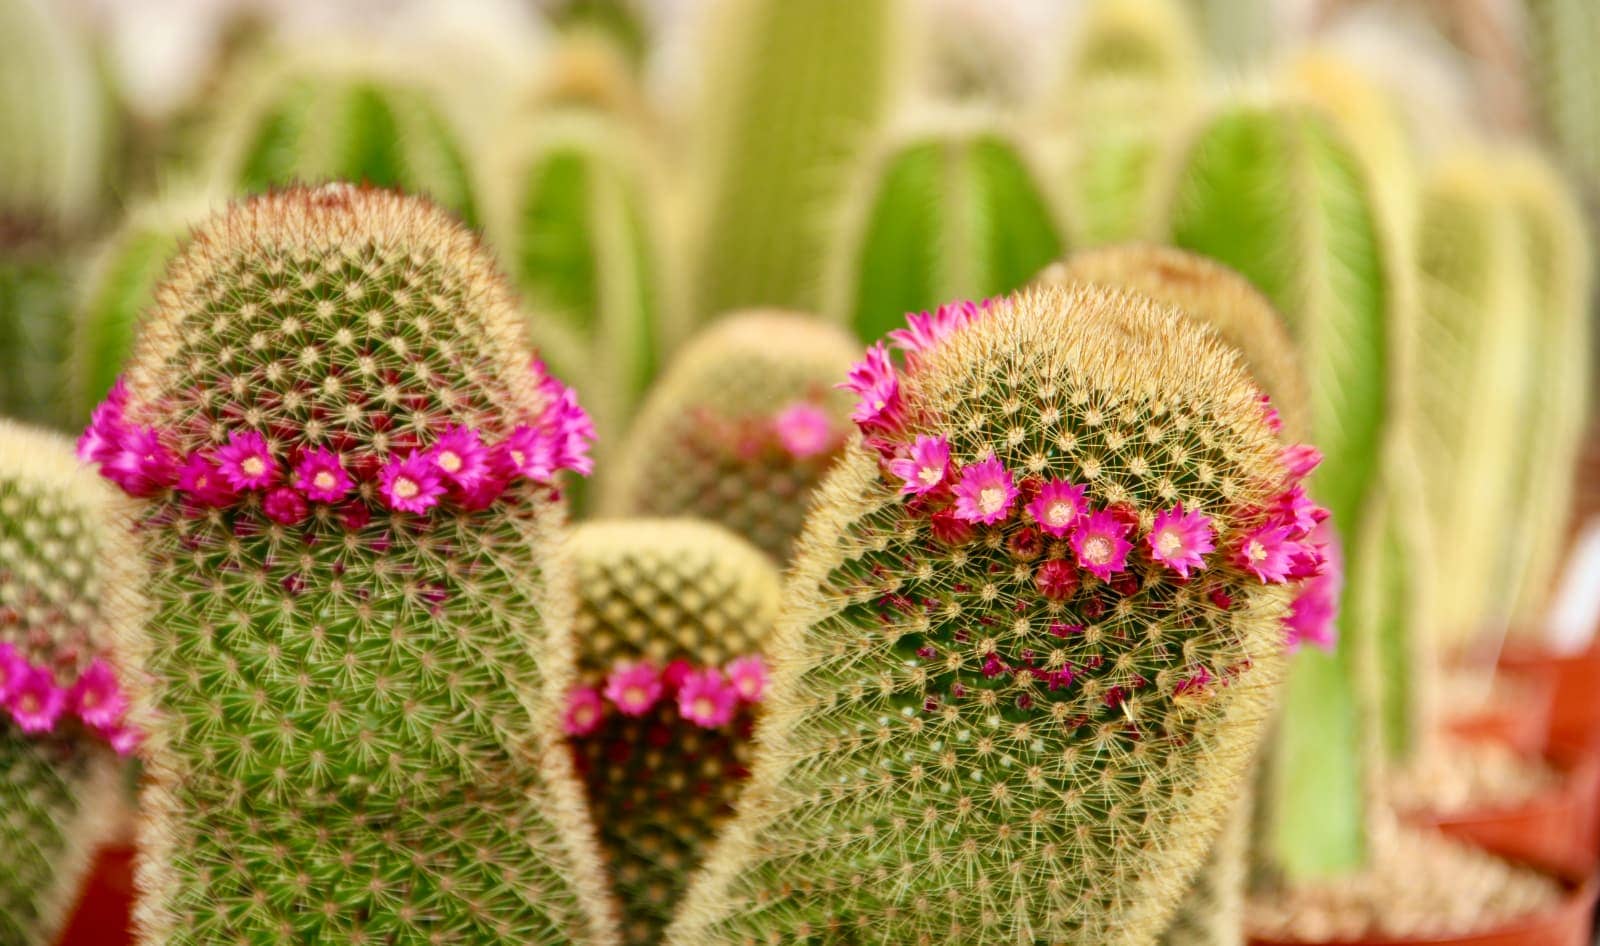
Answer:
79, 186, 617, 944
564, 519, 780, 946
827, 111, 1067, 344
602, 311, 859, 563
684, 0, 908, 321
1525, 0, 1600, 198
668, 286, 1331, 945
207, 51, 479, 224
0, 420, 137, 946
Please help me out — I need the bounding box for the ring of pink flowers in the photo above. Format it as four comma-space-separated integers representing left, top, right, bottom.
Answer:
563, 655, 770, 737
0, 647, 139, 757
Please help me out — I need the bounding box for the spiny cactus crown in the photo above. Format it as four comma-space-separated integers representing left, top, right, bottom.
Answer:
80, 185, 615, 945
564, 519, 780, 946
604, 311, 858, 562
668, 286, 1331, 946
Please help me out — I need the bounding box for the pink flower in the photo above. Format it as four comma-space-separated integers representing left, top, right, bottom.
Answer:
263, 487, 309, 525
725, 656, 769, 703
678, 668, 738, 728
215, 430, 279, 491
603, 661, 662, 717
888, 299, 989, 359
532, 363, 597, 477
178, 453, 238, 507
6, 664, 66, 734
497, 425, 559, 484
773, 403, 835, 459
1235, 523, 1297, 583
106, 725, 142, 757
77, 399, 126, 466
1270, 485, 1324, 537
294, 448, 353, 503
888, 435, 951, 495
1035, 559, 1079, 600
1175, 665, 1214, 696
839, 342, 902, 432
1027, 479, 1089, 537
1147, 504, 1215, 578
1285, 529, 1342, 651
70, 659, 127, 731
952, 454, 1018, 524
102, 426, 179, 497
0, 643, 26, 702
1259, 394, 1282, 433
379, 450, 446, 514
929, 506, 973, 545
1069, 509, 1133, 580
563, 686, 604, 736
429, 426, 490, 491
1282, 444, 1323, 480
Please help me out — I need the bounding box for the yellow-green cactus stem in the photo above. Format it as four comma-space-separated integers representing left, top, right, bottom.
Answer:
1526, 0, 1600, 198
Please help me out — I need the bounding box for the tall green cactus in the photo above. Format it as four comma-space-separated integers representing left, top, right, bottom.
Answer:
566, 519, 780, 946
684, 0, 907, 321
0, 420, 134, 946
1525, 0, 1600, 199
1160, 99, 1396, 877
827, 111, 1067, 344
602, 311, 859, 563
83, 186, 617, 945
669, 286, 1330, 945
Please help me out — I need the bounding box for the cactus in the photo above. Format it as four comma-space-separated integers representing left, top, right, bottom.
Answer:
684, 0, 907, 321
1158, 802, 1249, 946
827, 110, 1067, 344
565, 519, 780, 946
668, 286, 1330, 946
80, 186, 617, 945
1160, 100, 1397, 877
1525, 0, 1600, 199
207, 50, 479, 225
602, 311, 859, 563
0, 420, 136, 946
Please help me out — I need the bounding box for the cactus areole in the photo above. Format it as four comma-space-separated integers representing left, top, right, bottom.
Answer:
667, 289, 1334, 946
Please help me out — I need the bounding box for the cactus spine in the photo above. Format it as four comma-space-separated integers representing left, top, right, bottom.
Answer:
669, 286, 1328, 945
0, 420, 133, 946
827, 111, 1067, 344
87, 186, 616, 944
566, 519, 780, 946
684, 0, 907, 320
602, 311, 859, 563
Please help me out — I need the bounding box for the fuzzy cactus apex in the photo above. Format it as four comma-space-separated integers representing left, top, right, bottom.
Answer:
78, 186, 618, 945
667, 287, 1329, 946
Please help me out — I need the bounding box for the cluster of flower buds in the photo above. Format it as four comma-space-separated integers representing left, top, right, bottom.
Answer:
76, 361, 595, 519
0, 644, 138, 755
564, 655, 770, 735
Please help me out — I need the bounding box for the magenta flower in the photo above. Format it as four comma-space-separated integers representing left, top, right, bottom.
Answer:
263, 487, 310, 525
1259, 394, 1282, 433
888, 434, 951, 495
379, 450, 446, 514
563, 686, 604, 736
215, 430, 279, 491
497, 425, 560, 484
603, 661, 663, 717
0, 643, 26, 702
1069, 509, 1133, 580
294, 448, 353, 503
1147, 505, 1215, 578
678, 668, 738, 728
1271, 485, 1325, 537
1235, 522, 1298, 583
531, 365, 596, 477
1035, 559, 1079, 600
839, 342, 902, 432
76, 397, 127, 466
429, 425, 490, 490
1285, 528, 1342, 650
952, 454, 1018, 524
725, 656, 769, 703
178, 453, 237, 507
70, 658, 127, 731
102, 426, 179, 497
773, 403, 835, 459
106, 725, 142, 757
1027, 479, 1089, 537
6, 664, 66, 734
1282, 444, 1323, 480
888, 299, 988, 358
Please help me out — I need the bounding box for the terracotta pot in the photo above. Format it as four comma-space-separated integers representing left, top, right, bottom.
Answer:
1498, 643, 1600, 753
53, 843, 135, 946
1248, 874, 1598, 946
1442, 668, 1555, 757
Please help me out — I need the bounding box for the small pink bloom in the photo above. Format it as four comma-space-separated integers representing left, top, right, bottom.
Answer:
838, 342, 902, 433
107, 725, 142, 757
6, 664, 66, 734
662, 658, 695, 692
563, 686, 604, 736
1270, 485, 1322, 537
888, 435, 951, 495
1147, 505, 1215, 578
725, 656, 769, 703
1260, 394, 1282, 433
603, 661, 663, 717
178, 453, 237, 507
1282, 444, 1323, 480
429, 426, 490, 490
497, 425, 560, 483
1235, 523, 1297, 583
215, 430, 279, 491
1069, 509, 1133, 580
1027, 479, 1089, 537
340, 502, 372, 531
929, 506, 974, 545
379, 450, 446, 514
773, 403, 835, 459
103, 427, 179, 497
455, 469, 511, 512
294, 448, 353, 503
1035, 559, 1079, 600
76, 396, 127, 466
532, 366, 596, 477
0, 643, 26, 702
888, 299, 990, 359
263, 487, 309, 525
952, 454, 1018, 524
70, 658, 127, 731
1285, 528, 1342, 651
677, 668, 738, 728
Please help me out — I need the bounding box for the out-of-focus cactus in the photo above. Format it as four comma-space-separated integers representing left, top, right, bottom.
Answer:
0, 420, 136, 946
669, 286, 1330, 945
80, 186, 617, 944
1525, 0, 1600, 198
564, 519, 780, 946
827, 111, 1066, 343
683, 0, 908, 321
1159, 805, 1250, 946
602, 311, 858, 563
1184, 0, 1276, 69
